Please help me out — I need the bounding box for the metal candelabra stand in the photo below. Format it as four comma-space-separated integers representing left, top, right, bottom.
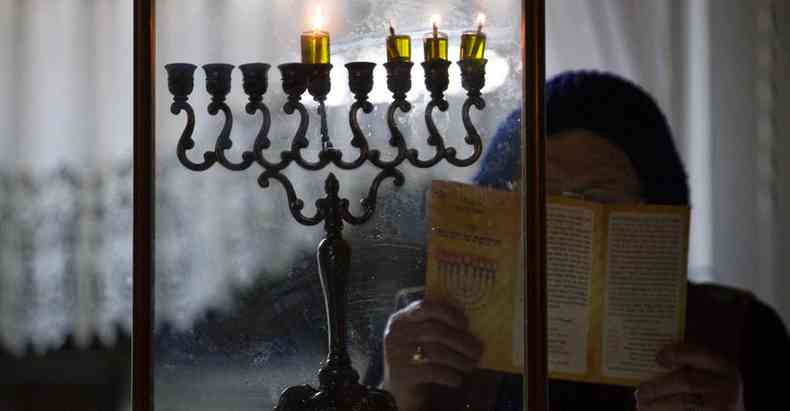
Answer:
165, 57, 487, 411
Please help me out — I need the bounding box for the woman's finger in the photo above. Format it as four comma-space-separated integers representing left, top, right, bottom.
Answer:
402, 299, 469, 331
385, 318, 483, 364
384, 299, 468, 340
404, 342, 478, 373
413, 320, 484, 361
393, 363, 465, 388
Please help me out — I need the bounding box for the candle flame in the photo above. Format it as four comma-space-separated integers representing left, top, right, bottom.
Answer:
476, 13, 487, 29
430, 14, 441, 28
389, 18, 396, 36
312, 7, 324, 32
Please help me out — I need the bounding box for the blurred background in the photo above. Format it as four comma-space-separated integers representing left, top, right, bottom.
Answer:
1, 0, 788, 409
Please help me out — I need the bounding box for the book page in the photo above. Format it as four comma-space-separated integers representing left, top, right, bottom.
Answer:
545, 201, 596, 376
601, 209, 689, 382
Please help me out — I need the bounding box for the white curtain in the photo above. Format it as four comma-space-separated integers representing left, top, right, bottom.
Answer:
0, 0, 133, 356
2, 0, 787, 358
547, 0, 790, 325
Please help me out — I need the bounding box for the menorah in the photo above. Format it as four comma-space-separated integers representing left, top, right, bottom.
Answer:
164, 57, 487, 411
436, 250, 498, 310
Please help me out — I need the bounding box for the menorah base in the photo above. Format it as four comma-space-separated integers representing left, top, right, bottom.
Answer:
275, 382, 397, 411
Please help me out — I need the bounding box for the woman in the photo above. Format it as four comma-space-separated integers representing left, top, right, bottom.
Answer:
368, 71, 790, 410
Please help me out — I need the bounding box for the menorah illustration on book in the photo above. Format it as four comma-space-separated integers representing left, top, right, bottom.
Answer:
435, 249, 499, 310
164, 10, 489, 411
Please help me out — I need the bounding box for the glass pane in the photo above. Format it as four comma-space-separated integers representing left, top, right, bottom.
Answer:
1, 1, 132, 410
155, 1, 524, 410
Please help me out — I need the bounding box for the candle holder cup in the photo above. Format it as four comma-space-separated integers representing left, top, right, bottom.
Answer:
203, 63, 234, 101
383, 61, 413, 100
239, 63, 271, 103
279, 63, 310, 101
164, 53, 489, 411
307, 63, 333, 101
165, 63, 198, 101
458, 58, 487, 97
422, 59, 452, 101
345, 62, 376, 101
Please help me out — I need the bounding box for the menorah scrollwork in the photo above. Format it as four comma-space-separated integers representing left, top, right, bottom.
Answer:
165, 57, 487, 411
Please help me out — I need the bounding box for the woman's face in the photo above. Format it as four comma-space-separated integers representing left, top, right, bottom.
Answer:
545, 129, 643, 204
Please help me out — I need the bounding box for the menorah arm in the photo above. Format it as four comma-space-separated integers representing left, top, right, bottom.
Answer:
446, 96, 485, 167
173, 101, 217, 171
246, 101, 292, 171
332, 100, 372, 170
257, 170, 325, 226
210, 101, 254, 171
370, 99, 409, 169
247, 101, 272, 149
284, 100, 332, 171
407, 99, 449, 168
341, 168, 405, 226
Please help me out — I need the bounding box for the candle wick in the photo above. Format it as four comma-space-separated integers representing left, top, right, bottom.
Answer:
433, 22, 438, 39
389, 23, 396, 37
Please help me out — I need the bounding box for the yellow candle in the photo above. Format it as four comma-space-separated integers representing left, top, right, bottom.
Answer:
423, 14, 448, 62
387, 21, 411, 62
301, 8, 330, 64
460, 13, 487, 60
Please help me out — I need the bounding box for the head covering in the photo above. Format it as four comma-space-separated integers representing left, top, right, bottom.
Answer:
474, 70, 690, 206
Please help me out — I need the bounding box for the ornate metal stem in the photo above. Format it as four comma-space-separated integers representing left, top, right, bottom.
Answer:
371, 61, 412, 169
335, 62, 375, 170
406, 60, 451, 168
164, 55, 487, 411
204, 63, 255, 171
447, 59, 488, 167
166, 63, 216, 171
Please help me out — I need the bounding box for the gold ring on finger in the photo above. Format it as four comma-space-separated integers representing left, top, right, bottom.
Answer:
411, 345, 428, 364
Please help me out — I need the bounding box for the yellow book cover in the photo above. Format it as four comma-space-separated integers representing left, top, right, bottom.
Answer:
424, 180, 523, 374
424, 181, 690, 385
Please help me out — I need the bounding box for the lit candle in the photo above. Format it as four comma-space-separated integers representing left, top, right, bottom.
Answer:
301, 7, 330, 64
387, 20, 411, 62
423, 14, 448, 62
460, 13, 487, 60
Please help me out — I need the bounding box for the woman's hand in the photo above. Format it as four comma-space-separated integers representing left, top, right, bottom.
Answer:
636, 343, 743, 410
380, 299, 483, 411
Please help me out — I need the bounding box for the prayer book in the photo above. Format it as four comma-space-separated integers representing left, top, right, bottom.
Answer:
424, 180, 690, 385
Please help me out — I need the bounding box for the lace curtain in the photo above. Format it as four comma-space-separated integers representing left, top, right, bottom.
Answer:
0, 0, 133, 355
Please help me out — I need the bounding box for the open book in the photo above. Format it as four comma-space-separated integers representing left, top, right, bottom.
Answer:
424, 180, 690, 386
